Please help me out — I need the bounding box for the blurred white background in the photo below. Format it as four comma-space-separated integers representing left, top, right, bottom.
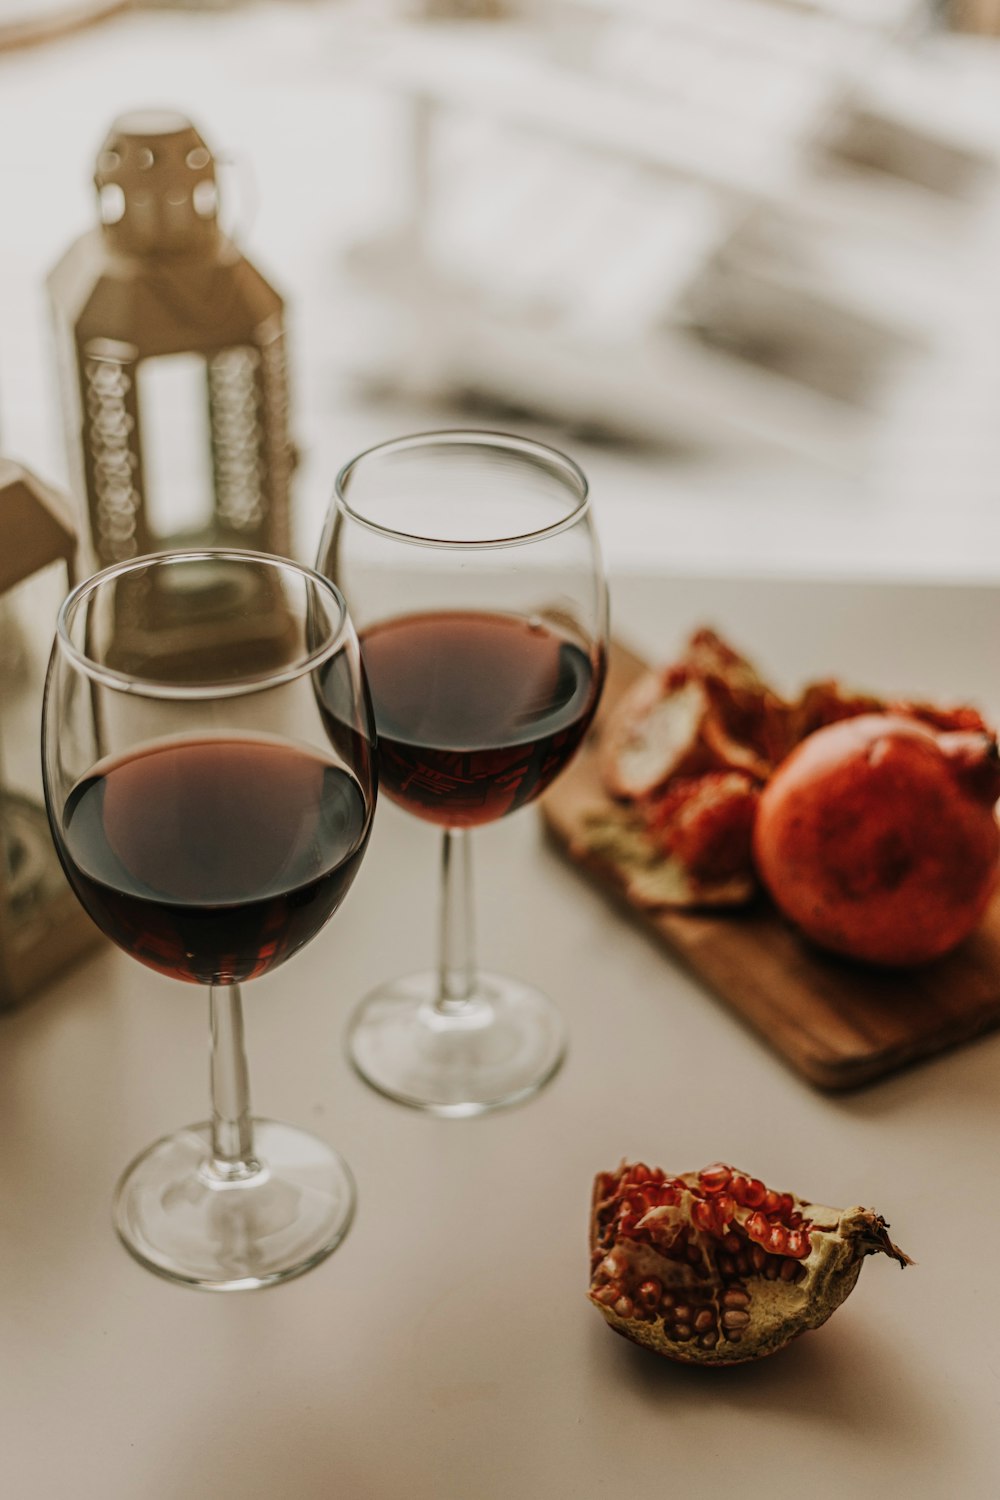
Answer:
2, 0, 1000, 578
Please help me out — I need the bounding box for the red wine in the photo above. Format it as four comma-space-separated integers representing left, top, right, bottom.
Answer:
359, 610, 604, 827
56, 737, 371, 985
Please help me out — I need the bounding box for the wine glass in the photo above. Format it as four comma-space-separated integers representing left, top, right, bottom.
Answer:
317, 430, 608, 1115
42, 550, 376, 1289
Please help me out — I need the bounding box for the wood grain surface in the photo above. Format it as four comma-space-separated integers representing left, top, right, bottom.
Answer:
541, 640, 1000, 1090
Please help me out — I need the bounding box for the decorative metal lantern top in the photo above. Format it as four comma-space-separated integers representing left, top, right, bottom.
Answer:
48, 110, 293, 573
0, 460, 100, 1007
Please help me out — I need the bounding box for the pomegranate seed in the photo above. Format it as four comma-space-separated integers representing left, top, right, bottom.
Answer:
723, 1232, 741, 1254
699, 1163, 733, 1194
722, 1287, 750, 1309
629, 1163, 652, 1185
594, 1283, 623, 1306
694, 1309, 715, 1332
750, 1244, 767, 1273
779, 1258, 800, 1282
614, 1296, 634, 1318
768, 1223, 790, 1255
691, 1199, 716, 1233
762, 1188, 781, 1215
786, 1230, 811, 1259
777, 1194, 795, 1221
729, 1174, 750, 1205
713, 1194, 736, 1232
745, 1211, 770, 1244
637, 1279, 662, 1308
787, 1211, 804, 1229
722, 1308, 751, 1330
743, 1178, 767, 1208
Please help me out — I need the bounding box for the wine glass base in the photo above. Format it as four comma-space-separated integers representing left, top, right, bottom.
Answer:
346, 970, 567, 1116
113, 1119, 356, 1291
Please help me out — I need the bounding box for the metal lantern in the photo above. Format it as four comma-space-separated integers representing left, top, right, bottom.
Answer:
0, 460, 100, 1007
48, 109, 294, 575
951, 1, 1000, 33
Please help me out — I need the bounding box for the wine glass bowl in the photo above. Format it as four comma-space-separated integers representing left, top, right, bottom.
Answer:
319, 431, 608, 1114
358, 608, 598, 830
42, 550, 376, 1288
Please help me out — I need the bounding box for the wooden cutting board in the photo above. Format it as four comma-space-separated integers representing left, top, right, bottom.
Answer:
541, 641, 1000, 1090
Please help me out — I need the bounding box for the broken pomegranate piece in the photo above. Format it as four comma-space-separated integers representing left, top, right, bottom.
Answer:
600, 628, 798, 803
580, 794, 756, 909
592, 624, 998, 924
643, 772, 759, 883
599, 667, 712, 801
792, 679, 887, 739
589, 1161, 910, 1365
599, 631, 790, 803
888, 698, 991, 735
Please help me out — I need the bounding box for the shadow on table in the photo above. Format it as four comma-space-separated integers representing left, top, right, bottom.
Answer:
824, 1026, 1000, 1127
594, 1314, 946, 1453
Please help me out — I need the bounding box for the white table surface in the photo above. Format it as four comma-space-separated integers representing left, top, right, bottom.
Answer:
2, 571, 998, 1500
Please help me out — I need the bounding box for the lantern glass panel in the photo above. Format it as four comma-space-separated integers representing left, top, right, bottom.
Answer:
135, 352, 214, 542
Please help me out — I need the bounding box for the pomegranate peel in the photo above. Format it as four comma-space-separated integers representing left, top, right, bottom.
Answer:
701, 709, 774, 781
793, 679, 886, 739
600, 669, 711, 801
682, 627, 763, 688
888, 698, 990, 735
600, 630, 790, 804
579, 807, 756, 909
589, 1161, 911, 1366
643, 772, 759, 883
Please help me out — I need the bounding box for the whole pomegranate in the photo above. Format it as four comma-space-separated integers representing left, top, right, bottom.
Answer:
753, 714, 1000, 966
589, 1161, 910, 1366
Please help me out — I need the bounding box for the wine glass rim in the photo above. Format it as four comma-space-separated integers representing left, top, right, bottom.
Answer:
334, 429, 591, 548
56, 548, 355, 700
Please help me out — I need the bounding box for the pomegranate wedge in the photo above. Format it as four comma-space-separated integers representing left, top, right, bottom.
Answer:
590, 1161, 911, 1365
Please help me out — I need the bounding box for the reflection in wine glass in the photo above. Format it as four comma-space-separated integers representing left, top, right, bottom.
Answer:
318, 431, 608, 1114
42, 550, 376, 1289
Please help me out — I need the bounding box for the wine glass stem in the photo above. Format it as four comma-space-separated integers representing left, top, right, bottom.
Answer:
209, 982, 260, 1179
437, 828, 476, 1015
